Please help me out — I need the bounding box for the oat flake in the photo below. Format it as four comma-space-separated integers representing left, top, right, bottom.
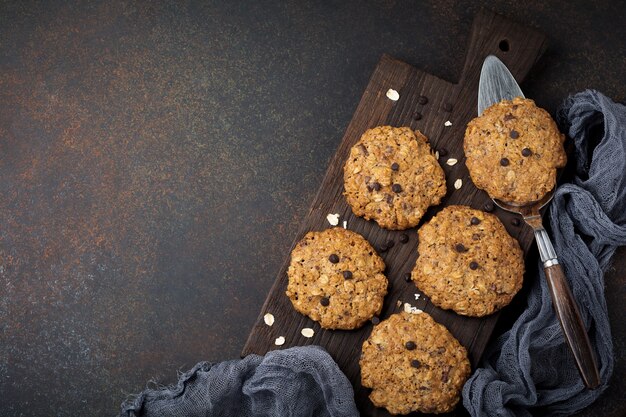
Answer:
263, 313, 275, 326
342, 220, 347, 229
414, 293, 421, 300
435, 151, 440, 160
326, 213, 340, 226
446, 158, 458, 166
444, 120, 452, 127
274, 336, 286, 346
454, 179, 463, 189
301, 328, 315, 338
386, 89, 400, 101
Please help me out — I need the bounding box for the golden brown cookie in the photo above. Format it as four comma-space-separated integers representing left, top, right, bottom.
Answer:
411, 205, 524, 317
360, 311, 471, 415
343, 126, 446, 230
464, 97, 567, 203
286, 227, 387, 329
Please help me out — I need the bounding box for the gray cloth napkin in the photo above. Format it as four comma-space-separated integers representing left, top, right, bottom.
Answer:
463, 90, 626, 416
120, 345, 359, 417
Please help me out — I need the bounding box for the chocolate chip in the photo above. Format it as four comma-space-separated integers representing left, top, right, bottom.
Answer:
343, 270, 353, 279
469, 261, 479, 270
399, 233, 409, 244
511, 217, 521, 226
413, 111, 422, 120
405, 341, 417, 350
509, 130, 519, 139
500, 157, 510, 166
371, 316, 380, 325
455, 243, 467, 253
521, 148, 532, 157
483, 202, 494, 212
411, 359, 421, 368
442, 369, 450, 383
418, 95, 428, 105
320, 297, 330, 306
386, 239, 395, 248
504, 113, 516, 121
443, 102, 453, 112
391, 162, 399, 171
403, 272, 412, 282
372, 182, 381, 191
472, 233, 481, 241
329, 254, 339, 263
470, 217, 480, 225
378, 244, 388, 253
392, 183, 403, 193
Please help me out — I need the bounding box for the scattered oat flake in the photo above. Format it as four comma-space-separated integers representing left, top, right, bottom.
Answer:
444, 120, 452, 127
446, 158, 458, 166
274, 336, 286, 346
414, 293, 421, 300
404, 302, 423, 314
454, 179, 463, 189
386, 89, 400, 101
326, 213, 340, 226
435, 151, 439, 160
396, 300, 403, 308
263, 313, 275, 326
301, 328, 315, 338
342, 220, 347, 229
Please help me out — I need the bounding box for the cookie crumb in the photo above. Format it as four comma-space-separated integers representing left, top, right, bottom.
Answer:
326, 213, 340, 226
404, 302, 423, 314
263, 313, 275, 326
386, 89, 400, 101
444, 120, 452, 127
274, 336, 285, 346
454, 179, 463, 189
301, 328, 315, 338
446, 158, 458, 166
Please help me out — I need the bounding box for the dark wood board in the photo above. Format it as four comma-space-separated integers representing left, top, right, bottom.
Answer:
243, 10, 547, 416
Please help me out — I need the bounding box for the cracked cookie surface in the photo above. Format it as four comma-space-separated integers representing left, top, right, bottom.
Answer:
411, 205, 524, 317
343, 126, 446, 230
286, 227, 387, 329
360, 311, 471, 415
464, 97, 566, 204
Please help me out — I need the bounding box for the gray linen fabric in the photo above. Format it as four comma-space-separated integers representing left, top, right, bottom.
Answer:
120, 345, 359, 417
463, 90, 626, 416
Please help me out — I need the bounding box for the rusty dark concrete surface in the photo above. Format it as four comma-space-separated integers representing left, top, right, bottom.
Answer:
0, 1, 624, 416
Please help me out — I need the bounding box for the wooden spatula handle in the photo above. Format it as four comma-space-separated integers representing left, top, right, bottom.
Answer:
544, 262, 601, 389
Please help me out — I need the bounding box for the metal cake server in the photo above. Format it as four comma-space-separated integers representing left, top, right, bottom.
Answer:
478, 55, 601, 389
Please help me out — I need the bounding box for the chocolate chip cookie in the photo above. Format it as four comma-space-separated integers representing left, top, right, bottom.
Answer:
464, 97, 567, 203
360, 311, 471, 414
343, 126, 446, 230
286, 227, 388, 329
411, 205, 524, 317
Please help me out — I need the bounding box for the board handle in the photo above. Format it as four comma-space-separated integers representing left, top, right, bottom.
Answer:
459, 9, 547, 90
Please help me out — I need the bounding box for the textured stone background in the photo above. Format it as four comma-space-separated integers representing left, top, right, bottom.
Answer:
0, 1, 624, 416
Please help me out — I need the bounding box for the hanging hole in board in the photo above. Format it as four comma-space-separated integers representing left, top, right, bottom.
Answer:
499, 39, 510, 52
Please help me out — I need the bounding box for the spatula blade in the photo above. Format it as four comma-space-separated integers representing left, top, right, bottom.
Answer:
478, 55, 525, 115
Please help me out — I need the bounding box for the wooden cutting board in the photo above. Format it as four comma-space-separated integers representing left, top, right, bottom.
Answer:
243, 10, 547, 416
